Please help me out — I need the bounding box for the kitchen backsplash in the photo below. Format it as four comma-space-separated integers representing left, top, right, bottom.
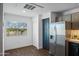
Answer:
71, 30, 79, 39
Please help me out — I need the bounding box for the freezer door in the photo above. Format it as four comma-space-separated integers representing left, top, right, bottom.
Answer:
49, 23, 56, 55
55, 22, 65, 56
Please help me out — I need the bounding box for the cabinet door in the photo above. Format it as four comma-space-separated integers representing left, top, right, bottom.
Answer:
72, 13, 79, 29
72, 13, 79, 22
68, 42, 79, 56
63, 14, 71, 22
72, 22, 79, 30
58, 16, 63, 21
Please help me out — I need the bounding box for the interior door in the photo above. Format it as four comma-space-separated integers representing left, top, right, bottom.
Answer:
43, 18, 49, 49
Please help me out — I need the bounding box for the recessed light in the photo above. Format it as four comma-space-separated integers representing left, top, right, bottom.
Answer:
23, 10, 26, 13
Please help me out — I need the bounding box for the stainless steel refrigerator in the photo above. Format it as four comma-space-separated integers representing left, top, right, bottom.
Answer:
49, 21, 70, 56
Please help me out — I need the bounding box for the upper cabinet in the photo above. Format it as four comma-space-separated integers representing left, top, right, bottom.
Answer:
71, 22, 79, 30
72, 13, 79, 22
57, 16, 63, 22
57, 14, 71, 22
57, 12, 79, 29
72, 13, 79, 30
63, 14, 71, 22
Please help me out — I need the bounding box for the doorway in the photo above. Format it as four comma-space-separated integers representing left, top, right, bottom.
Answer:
42, 18, 49, 49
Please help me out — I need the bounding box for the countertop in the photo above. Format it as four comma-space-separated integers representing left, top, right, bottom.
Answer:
66, 38, 79, 44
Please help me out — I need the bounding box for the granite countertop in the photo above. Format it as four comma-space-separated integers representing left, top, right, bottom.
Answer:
66, 38, 79, 44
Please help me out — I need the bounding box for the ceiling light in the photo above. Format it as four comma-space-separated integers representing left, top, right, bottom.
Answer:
23, 10, 26, 13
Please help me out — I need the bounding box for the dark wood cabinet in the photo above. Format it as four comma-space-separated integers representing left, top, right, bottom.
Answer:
72, 13, 79, 22
58, 14, 71, 22
57, 16, 63, 21
71, 22, 79, 30
57, 13, 79, 29
68, 42, 79, 56
72, 13, 79, 30
63, 14, 71, 22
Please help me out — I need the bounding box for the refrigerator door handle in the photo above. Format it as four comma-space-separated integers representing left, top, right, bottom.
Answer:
54, 26, 57, 39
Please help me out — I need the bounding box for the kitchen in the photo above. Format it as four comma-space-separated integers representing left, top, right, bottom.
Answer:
48, 11, 79, 56
3, 3, 79, 56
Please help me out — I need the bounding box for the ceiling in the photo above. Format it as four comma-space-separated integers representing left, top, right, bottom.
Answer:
4, 3, 79, 17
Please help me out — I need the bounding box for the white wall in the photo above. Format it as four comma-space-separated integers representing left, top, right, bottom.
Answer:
33, 15, 39, 49
33, 15, 43, 49
4, 13, 33, 50
63, 7, 79, 15
39, 15, 43, 49
41, 12, 51, 19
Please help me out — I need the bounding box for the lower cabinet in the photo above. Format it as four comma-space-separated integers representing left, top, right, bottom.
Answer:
68, 42, 79, 56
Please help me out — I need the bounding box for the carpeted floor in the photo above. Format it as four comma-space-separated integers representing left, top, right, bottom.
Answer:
5, 45, 49, 56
